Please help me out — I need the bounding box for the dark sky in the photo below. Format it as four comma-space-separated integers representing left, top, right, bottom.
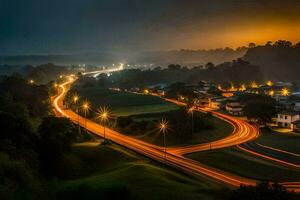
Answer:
1, 0, 300, 55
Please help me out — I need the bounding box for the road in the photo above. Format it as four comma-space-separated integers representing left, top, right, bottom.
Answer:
52, 76, 300, 192
163, 98, 259, 155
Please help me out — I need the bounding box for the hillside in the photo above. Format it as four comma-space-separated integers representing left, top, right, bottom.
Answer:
243, 41, 300, 81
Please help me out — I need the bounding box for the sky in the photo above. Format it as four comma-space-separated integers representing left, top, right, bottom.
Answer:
1, 0, 300, 55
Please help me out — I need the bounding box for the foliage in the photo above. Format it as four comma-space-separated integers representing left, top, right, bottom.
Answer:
243, 40, 300, 80
0, 76, 49, 117
240, 94, 276, 125
38, 117, 77, 178
229, 182, 297, 200
0, 153, 40, 200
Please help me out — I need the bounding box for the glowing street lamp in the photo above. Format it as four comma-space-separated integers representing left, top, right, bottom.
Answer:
72, 94, 80, 133
188, 106, 195, 135
281, 88, 289, 96
239, 84, 246, 91
158, 119, 169, 164
29, 79, 35, 85
81, 100, 90, 133
97, 106, 110, 141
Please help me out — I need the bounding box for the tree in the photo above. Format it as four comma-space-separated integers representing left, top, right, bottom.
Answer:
38, 117, 76, 177
274, 40, 292, 48
228, 182, 296, 200
248, 42, 256, 48
241, 94, 276, 125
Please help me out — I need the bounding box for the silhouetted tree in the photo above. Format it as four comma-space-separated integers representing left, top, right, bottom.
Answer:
229, 182, 297, 200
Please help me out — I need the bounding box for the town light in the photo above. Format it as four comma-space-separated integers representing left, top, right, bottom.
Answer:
144, 89, 149, 94
251, 81, 258, 88
239, 84, 246, 91
29, 79, 35, 84
269, 90, 275, 96
266, 80, 273, 86
281, 88, 289, 96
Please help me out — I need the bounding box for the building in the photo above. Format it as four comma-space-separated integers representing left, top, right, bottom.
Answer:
291, 121, 300, 132
276, 111, 300, 128
225, 102, 243, 116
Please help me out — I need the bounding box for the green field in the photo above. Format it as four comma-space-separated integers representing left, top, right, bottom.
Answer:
187, 147, 300, 182
49, 142, 226, 200
70, 87, 179, 116
256, 128, 300, 154
131, 111, 233, 147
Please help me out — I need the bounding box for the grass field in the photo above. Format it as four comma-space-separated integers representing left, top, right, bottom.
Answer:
71, 86, 179, 116
49, 142, 226, 200
187, 147, 300, 182
256, 128, 300, 154
131, 111, 233, 147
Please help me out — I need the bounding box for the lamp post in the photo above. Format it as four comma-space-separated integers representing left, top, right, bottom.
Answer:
159, 119, 169, 165
97, 106, 110, 141
281, 88, 289, 96
81, 101, 90, 133
73, 95, 80, 133
188, 106, 194, 135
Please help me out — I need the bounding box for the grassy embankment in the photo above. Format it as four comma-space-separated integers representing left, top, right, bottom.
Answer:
187, 147, 300, 182
256, 128, 300, 154
49, 141, 226, 200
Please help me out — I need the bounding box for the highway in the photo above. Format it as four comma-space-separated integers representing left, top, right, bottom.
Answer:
163, 98, 259, 155
52, 76, 300, 192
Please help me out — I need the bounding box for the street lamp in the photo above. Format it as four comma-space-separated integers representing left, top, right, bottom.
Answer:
29, 79, 35, 85
269, 90, 275, 96
188, 106, 194, 135
73, 94, 80, 132
158, 119, 169, 165
81, 100, 90, 133
97, 106, 110, 141
281, 88, 289, 96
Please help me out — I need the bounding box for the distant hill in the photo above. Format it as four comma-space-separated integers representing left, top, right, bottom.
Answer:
131, 48, 247, 66
0, 53, 119, 66
243, 40, 300, 81
0, 48, 247, 67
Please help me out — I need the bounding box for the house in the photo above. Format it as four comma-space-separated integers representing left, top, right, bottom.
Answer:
225, 102, 243, 116
195, 98, 211, 107
292, 121, 300, 132
276, 111, 300, 128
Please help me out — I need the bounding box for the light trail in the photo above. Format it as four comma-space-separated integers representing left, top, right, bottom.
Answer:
237, 144, 300, 169
82, 63, 124, 78
52, 75, 300, 192
164, 98, 259, 155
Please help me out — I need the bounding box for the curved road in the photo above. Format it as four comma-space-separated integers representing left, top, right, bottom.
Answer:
52, 77, 300, 192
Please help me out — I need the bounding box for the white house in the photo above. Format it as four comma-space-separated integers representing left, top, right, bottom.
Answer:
276, 111, 300, 128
